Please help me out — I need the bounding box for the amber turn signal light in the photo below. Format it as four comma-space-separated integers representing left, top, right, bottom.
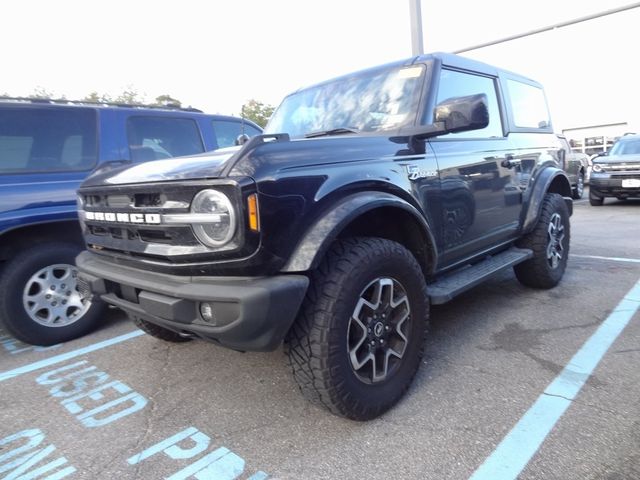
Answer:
247, 194, 260, 231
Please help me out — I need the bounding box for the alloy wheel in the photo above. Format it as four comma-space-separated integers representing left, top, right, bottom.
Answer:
546, 213, 565, 269
22, 264, 91, 327
347, 277, 411, 384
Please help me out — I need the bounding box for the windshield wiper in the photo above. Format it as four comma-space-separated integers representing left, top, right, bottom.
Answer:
304, 127, 360, 138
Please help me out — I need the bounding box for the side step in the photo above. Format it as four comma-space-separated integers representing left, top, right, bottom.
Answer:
427, 247, 533, 305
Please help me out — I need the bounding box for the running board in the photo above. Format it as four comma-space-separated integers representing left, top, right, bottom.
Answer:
428, 247, 533, 305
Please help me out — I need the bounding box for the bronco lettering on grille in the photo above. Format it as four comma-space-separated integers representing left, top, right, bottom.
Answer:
84, 211, 161, 224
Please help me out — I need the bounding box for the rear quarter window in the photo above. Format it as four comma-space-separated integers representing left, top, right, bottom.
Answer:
506, 79, 551, 130
0, 107, 97, 174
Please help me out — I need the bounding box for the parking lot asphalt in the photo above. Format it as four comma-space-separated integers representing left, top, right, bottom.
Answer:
1, 192, 639, 480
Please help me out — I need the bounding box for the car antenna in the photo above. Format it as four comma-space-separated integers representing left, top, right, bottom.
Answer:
241, 103, 246, 136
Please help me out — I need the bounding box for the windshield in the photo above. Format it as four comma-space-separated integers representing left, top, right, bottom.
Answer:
609, 137, 640, 155
265, 65, 425, 138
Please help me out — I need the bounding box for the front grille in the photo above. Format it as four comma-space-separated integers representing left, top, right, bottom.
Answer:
86, 225, 197, 245
600, 163, 640, 173
79, 182, 223, 261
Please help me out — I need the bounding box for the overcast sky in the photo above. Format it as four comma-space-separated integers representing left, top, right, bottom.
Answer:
3, 0, 638, 131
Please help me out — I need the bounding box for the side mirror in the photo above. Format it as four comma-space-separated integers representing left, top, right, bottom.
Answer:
434, 93, 489, 135
235, 134, 250, 146
389, 93, 489, 145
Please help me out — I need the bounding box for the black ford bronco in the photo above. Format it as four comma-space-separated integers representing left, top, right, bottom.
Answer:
76, 53, 573, 420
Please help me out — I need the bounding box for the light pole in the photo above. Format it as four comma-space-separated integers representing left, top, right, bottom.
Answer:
409, 0, 424, 56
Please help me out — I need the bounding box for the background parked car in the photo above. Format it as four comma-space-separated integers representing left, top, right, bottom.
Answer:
589, 133, 640, 205
0, 97, 261, 345
557, 134, 589, 199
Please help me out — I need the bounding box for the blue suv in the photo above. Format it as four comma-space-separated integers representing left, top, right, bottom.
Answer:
0, 98, 262, 345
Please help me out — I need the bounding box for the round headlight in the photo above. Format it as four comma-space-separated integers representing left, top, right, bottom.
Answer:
592, 163, 603, 173
191, 189, 236, 247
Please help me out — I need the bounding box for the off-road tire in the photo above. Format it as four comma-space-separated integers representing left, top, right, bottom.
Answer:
572, 171, 584, 199
589, 189, 604, 206
514, 193, 570, 289
285, 237, 429, 421
130, 315, 192, 343
0, 242, 106, 346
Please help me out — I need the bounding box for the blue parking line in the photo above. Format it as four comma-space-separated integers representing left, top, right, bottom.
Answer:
470, 278, 640, 480
0, 330, 145, 383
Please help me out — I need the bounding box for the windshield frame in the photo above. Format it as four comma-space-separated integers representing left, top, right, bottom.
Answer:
265, 62, 428, 139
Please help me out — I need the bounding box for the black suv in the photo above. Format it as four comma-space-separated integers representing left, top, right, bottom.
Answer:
0, 98, 261, 345
589, 133, 640, 205
77, 53, 573, 420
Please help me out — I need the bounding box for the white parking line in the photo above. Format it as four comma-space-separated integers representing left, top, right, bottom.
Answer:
0, 330, 145, 383
470, 278, 640, 480
571, 254, 640, 264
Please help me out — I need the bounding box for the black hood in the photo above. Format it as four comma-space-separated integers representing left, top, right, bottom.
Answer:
81, 146, 241, 187
81, 134, 408, 188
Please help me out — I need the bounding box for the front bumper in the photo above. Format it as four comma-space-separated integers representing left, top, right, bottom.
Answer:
76, 251, 309, 351
590, 173, 640, 197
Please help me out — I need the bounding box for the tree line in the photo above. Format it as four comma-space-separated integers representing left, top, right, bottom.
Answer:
1, 87, 275, 128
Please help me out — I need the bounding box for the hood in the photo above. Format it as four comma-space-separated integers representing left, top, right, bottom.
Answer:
81, 134, 409, 188
227, 134, 406, 178
81, 146, 241, 187
594, 154, 640, 164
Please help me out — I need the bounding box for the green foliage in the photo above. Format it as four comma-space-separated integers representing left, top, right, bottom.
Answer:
82, 91, 113, 103
153, 94, 182, 107
241, 99, 275, 128
114, 87, 145, 105
29, 87, 64, 100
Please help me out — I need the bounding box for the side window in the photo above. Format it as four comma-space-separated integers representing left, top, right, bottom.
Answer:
212, 120, 261, 148
127, 117, 204, 162
506, 79, 551, 129
433, 69, 503, 139
0, 107, 97, 174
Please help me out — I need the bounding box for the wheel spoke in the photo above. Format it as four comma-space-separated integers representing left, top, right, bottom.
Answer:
351, 350, 374, 371
394, 310, 410, 344
66, 296, 85, 310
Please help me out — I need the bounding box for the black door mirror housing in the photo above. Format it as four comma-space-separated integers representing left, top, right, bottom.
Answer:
434, 93, 489, 135
389, 93, 490, 145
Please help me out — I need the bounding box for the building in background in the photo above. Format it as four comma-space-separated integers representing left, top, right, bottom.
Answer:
563, 122, 637, 156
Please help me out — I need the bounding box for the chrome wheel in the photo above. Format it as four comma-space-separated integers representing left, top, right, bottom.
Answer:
546, 213, 565, 269
348, 277, 411, 384
22, 264, 91, 327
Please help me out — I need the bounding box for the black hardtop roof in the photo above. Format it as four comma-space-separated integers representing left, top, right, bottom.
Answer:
420, 52, 541, 85
289, 51, 543, 95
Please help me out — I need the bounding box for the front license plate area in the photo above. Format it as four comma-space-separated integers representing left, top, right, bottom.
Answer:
621, 179, 640, 188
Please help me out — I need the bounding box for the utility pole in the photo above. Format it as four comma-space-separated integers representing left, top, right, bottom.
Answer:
409, 0, 424, 56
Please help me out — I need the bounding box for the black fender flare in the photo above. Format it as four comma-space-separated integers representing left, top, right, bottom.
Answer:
281, 191, 438, 273
521, 167, 573, 234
